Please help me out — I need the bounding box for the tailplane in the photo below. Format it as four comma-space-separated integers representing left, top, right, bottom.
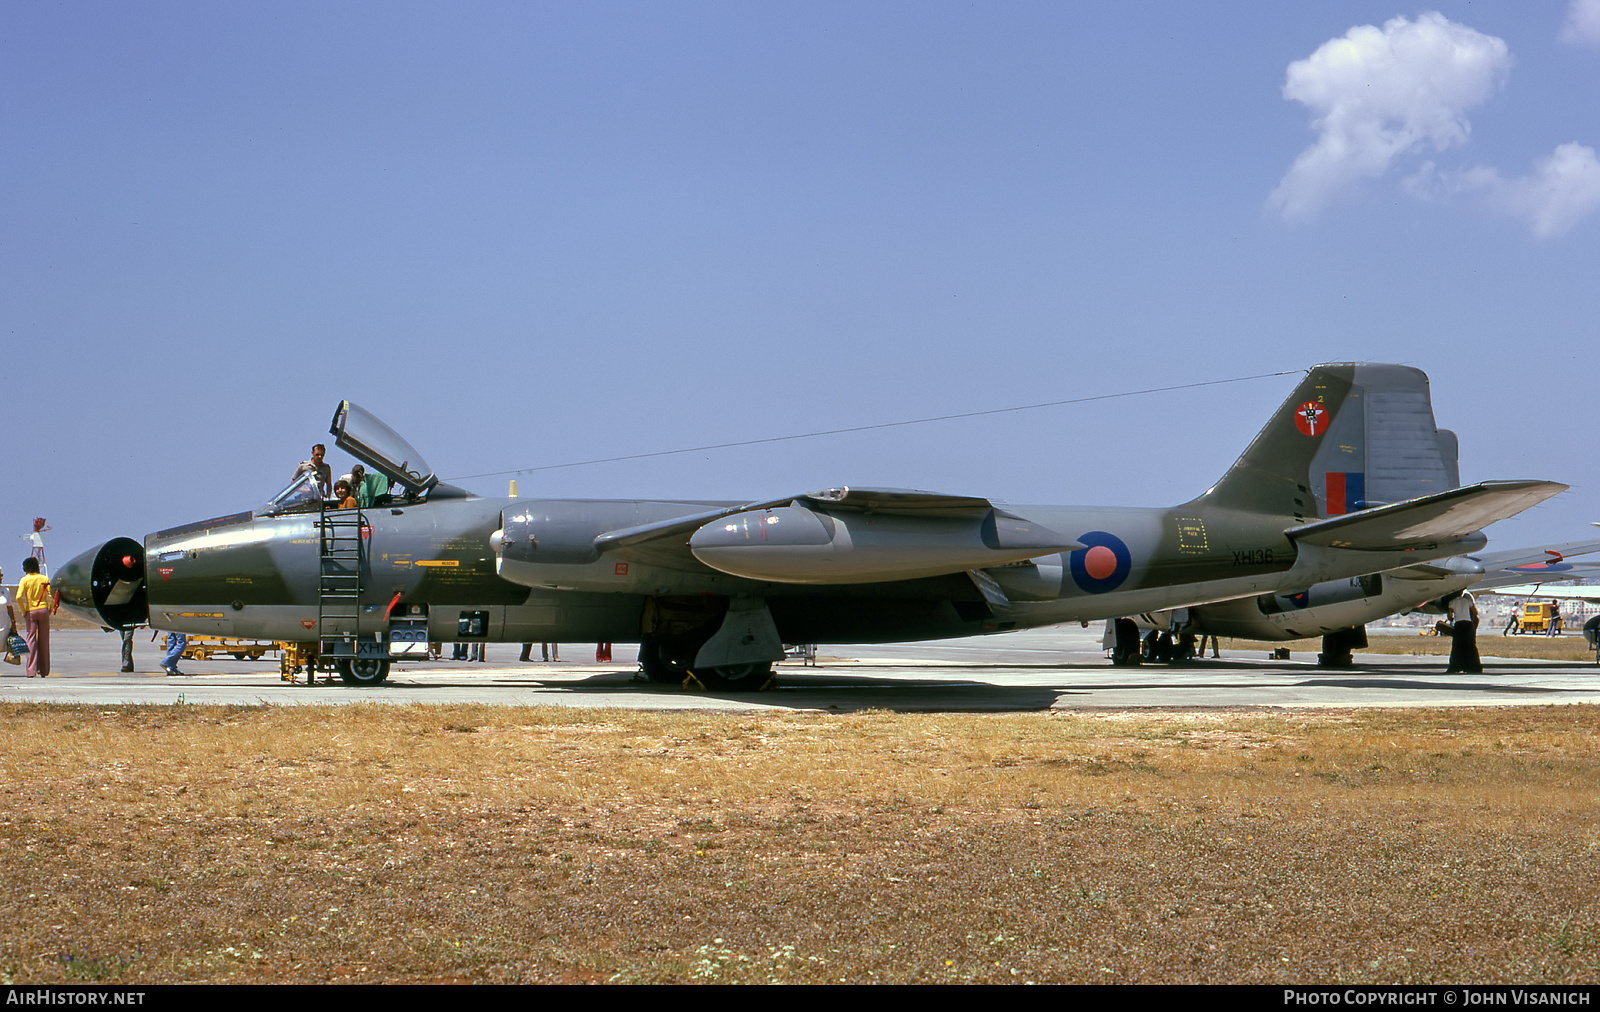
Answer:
1191, 363, 1455, 519
1286, 479, 1567, 551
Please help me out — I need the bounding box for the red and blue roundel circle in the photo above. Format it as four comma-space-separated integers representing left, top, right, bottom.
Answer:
1069, 531, 1132, 593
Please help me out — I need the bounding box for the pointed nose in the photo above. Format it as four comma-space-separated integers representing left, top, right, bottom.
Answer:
56, 538, 148, 629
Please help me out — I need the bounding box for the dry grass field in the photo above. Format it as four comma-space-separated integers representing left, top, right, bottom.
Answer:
1, 702, 1598, 984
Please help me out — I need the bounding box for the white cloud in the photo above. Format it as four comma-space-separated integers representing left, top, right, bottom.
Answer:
1419, 143, 1600, 238
1269, 13, 1511, 222
1561, 0, 1600, 46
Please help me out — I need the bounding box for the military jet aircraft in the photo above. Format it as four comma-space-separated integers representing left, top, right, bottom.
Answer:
56, 363, 1566, 688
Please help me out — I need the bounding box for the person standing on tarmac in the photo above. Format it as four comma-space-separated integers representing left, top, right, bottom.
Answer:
162, 631, 189, 676
1445, 591, 1481, 674
17, 557, 53, 678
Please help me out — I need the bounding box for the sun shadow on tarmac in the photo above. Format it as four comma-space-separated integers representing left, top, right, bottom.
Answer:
377, 670, 1062, 712
373, 659, 1600, 714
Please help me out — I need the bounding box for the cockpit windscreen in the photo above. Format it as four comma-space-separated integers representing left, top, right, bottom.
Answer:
256, 470, 325, 518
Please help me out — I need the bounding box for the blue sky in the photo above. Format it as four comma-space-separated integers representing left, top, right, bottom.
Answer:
4, 1, 1597, 568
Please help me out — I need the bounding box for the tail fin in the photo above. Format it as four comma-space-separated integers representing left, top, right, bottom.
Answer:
1190, 363, 1454, 519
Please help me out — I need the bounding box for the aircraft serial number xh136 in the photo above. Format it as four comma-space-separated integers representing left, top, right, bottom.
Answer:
57, 364, 1564, 687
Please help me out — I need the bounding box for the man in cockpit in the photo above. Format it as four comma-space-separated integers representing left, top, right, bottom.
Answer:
293, 443, 331, 499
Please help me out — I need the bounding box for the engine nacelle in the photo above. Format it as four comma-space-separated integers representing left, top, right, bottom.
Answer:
1150, 566, 1480, 641
687, 505, 1077, 585
495, 509, 603, 566
55, 537, 148, 630
1256, 573, 1387, 616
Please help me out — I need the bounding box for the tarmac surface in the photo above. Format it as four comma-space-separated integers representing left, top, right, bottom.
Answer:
4, 625, 1598, 711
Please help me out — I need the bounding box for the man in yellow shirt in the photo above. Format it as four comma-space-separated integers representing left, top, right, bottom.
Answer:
16, 557, 53, 678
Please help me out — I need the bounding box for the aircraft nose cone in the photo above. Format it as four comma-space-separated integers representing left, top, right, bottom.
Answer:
54, 545, 99, 615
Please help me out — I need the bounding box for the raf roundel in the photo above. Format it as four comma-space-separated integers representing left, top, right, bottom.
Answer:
1510, 562, 1573, 575
1069, 531, 1132, 593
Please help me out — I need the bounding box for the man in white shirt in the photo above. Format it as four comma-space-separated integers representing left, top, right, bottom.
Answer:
1445, 591, 1481, 674
292, 443, 332, 499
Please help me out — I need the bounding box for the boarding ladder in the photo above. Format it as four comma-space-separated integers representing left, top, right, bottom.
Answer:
316, 503, 367, 666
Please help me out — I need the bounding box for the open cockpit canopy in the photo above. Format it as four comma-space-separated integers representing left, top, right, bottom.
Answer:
330, 400, 439, 495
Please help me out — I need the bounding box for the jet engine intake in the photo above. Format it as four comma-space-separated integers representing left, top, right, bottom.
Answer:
54, 538, 148, 630
496, 511, 603, 566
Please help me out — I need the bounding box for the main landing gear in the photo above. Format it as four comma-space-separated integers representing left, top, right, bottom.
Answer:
1140, 630, 1198, 664
1110, 619, 1142, 666
1111, 619, 1200, 666
1317, 625, 1367, 668
638, 633, 774, 691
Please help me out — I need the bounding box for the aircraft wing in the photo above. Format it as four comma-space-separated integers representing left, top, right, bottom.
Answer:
593, 497, 797, 557
1506, 523, 1600, 596
797, 486, 999, 516
595, 486, 1081, 583
1478, 583, 1600, 602
592, 486, 1003, 556
1468, 539, 1600, 571
1285, 480, 1567, 550
1384, 539, 1600, 584
1461, 540, 1600, 593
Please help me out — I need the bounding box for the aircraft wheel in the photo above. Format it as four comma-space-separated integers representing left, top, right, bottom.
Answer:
638, 635, 700, 684
1110, 618, 1141, 666
1140, 631, 1174, 663
1317, 626, 1364, 668
694, 662, 774, 691
638, 636, 774, 690
338, 657, 391, 686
